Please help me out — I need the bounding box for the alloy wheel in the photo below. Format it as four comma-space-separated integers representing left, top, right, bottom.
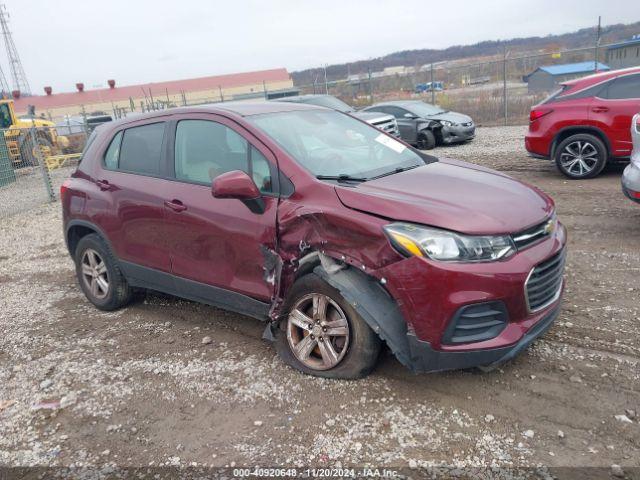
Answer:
286, 293, 350, 371
81, 248, 110, 299
559, 140, 600, 177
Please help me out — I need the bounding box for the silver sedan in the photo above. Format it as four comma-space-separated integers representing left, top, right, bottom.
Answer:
622, 113, 640, 204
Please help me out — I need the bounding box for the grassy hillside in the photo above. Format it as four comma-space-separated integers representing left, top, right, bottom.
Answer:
292, 21, 640, 86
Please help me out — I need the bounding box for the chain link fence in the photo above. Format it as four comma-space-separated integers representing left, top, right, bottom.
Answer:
295, 43, 622, 126
0, 124, 88, 218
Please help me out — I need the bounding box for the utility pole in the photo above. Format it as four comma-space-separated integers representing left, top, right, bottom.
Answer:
503, 45, 508, 126
368, 67, 373, 103
594, 16, 602, 71
430, 63, 435, 104
323, 64, 328, 94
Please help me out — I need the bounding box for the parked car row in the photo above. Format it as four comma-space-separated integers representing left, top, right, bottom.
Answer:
277, 94, 475, 151
62, 100, 562, 379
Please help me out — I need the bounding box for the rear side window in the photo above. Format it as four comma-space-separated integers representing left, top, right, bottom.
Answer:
103, 131, 122, 170
603, 74, 640, 99
118, 123, 165, 175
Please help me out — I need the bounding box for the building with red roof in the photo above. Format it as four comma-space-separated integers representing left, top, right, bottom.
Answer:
13, 68, 293, 120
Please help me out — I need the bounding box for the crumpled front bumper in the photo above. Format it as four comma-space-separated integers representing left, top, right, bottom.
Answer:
441, 124, 475, 144
406, 304, 560, 372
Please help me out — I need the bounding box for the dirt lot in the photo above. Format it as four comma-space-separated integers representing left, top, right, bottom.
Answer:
1, 126, 639, 478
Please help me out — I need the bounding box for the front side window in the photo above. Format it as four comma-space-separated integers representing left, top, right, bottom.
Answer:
384, 106, 411, 119
406, 102, 446, 116
249, 109, 426, 179
174, 120, 274, 194
175, 120, 248, 184
118, 123, 165, 175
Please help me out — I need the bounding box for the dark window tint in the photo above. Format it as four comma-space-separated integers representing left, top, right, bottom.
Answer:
380, 106, 410, 119
103, 131, 122, 170
550, 82, 607, 103
603, 74, 640, 100
118, 123, 165, 175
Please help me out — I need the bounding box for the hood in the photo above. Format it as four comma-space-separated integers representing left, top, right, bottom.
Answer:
427, 111, 473, 124
353, 111, 395, 123
334, 159, 554, 235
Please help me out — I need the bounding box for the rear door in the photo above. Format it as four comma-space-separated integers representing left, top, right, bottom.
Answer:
162, 114, 279, 303
94, 120, 173, 276
590, 73, 640, 157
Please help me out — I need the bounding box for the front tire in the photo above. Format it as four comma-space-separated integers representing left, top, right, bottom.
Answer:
74, 234, 133, 311
416, 130, 436, 150
554, 133, 607, 179
275, 273, 381, 379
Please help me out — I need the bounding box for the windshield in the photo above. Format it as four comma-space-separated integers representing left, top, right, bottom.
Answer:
407, 102, 446, 116
303, 96, 354, 113
249, 110, 424, 179
0, 103, 12, 128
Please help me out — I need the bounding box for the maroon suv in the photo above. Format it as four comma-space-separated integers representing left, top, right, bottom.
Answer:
62, 102, 566, 379
526, 66, 640, 179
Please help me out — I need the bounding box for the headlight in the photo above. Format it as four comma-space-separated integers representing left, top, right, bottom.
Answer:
439, 120, 455, 127
384, 223, 515, 262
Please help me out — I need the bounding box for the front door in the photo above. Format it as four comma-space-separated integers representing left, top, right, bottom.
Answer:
162, 114, 279, 304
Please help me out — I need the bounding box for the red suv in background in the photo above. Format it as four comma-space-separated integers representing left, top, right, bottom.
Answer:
526, 67, 640, 179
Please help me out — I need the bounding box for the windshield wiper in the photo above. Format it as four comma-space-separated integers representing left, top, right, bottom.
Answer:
316, 174, 368, 183
371, 164, 421, 180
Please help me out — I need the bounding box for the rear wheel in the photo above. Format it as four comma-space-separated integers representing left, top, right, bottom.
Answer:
554, 133, 607, 179
276, 273, 381, 379
75, 234, 133, 311
417, 130, 436, 150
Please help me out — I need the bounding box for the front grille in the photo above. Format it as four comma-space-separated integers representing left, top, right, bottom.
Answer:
525, 249, 566, 312
513, 217, 553, 250
371, 118, 400, 137
442, 301, 508, 345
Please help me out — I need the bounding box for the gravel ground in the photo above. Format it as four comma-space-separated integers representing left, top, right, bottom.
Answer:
1, 126, 639, 478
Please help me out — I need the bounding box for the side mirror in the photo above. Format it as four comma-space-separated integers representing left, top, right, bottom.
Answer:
212, 170, 260, 200
211, 170, 265, 214
404, 112, 417, 119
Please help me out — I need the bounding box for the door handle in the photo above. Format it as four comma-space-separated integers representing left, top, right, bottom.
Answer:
164, 199, 187, 212
96, 179, 111, 191
591, 106, 609, 113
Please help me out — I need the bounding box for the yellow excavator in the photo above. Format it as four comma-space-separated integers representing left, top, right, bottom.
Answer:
0, 98, 69, 167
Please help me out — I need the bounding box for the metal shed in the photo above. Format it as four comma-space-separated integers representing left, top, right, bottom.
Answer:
523, 62, 610, 93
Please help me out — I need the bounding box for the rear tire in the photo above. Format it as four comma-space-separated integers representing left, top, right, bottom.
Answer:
417, 130, 436, 150
74, 234, 133, 311
275, 273, 381, 379
554, 133, 607, 179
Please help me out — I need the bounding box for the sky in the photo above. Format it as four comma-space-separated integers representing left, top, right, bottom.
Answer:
3, 0, 640, 94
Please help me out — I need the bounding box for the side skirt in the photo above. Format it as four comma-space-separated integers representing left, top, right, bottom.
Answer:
119, 261, 271, 321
